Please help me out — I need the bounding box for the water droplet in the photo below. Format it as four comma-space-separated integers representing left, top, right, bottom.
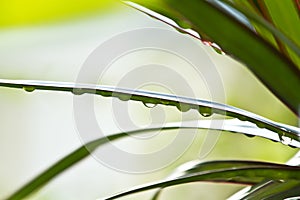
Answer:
143, 102, 157, 108
256, 122, 265, 129
160, 99, 170, 105
244, 134, 255, 138
199, 107, 213, 117
116, 94, 131, 101
238, 116, 247, 121
280, 135, 292, 145
176, 103, 191, 112
99, 91, 112, 97
23, 86, 35, 92
72, 88, 85, 95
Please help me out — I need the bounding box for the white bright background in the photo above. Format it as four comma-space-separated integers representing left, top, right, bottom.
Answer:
0, 2, 297, 200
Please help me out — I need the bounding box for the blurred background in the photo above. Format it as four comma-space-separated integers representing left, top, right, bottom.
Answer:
0, 0, 298, 199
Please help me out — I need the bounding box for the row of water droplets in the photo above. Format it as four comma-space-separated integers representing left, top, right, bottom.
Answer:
22, 85, 214, 118
236, 114, 295, 146
131, 4, 296, 144
22, 84, 296, 146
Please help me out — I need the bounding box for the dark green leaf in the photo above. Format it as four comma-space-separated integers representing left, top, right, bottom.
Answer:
229, 150, 300, 200
104, 160, 300, 200
126, 0, 300, 116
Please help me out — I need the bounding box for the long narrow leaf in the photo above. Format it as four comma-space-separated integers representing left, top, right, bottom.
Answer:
6, 118, 299, 199
103, 161, 300, 200
230, 0, 300, 73
4, 127, 187, 200
229, 149, 300, 200
126, 0, 300, 116
221, 0, 300, 57
241, 181, 300, 200
0, 79, 299, 144
228, 180, 300, 200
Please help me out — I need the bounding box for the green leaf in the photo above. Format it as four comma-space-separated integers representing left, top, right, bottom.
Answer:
149, 189, 163, 200
5, 113, 298, 199
1, 79, 299, 144
231, 0, 300, 70
103, 160, 300, 200
229, 150, 300, 199
5, 127, 185, 200
126, 0, 300, 116
264, 0, 300, 46
0, 121, 253, 199
2, 79, 299, 199
228, 180, 300, 200
242, 181, 300, 200
263, 0, 300, 64
224, 0, 300, 58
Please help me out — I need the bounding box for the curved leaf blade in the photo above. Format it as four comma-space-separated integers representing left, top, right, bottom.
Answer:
231, 0, 300, 71
0, 79, 299, 144
222, 0, 300, 58
242, 181, 300, 200
4, 127, 182, 200
103, 161, 300, 200
263, 0, 300, 48
6, 118, 299, 199
228, 180, 300, 200
126, 0, 300, 116
229, 149, 300, 200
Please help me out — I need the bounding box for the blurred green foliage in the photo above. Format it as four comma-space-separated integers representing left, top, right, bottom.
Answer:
0, 0, 115, 27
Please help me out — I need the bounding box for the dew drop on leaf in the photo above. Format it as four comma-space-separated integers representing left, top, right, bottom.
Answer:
116, 94, 131, 101
256, 122, 265, 129
176, 103, 191, 112
72, 88, 85, 95
199, 107, 213, 117
143, 102, 157, 108
23, 86, 35, 92
160, 99, 170, 105
99, 91, 112, 97
237, 116, 247, 121
244, 134, 255, 138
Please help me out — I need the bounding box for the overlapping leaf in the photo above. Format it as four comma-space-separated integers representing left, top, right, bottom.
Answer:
126, 0, 300, 116
103, 160, 300, 199
2, 78, 299, 199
